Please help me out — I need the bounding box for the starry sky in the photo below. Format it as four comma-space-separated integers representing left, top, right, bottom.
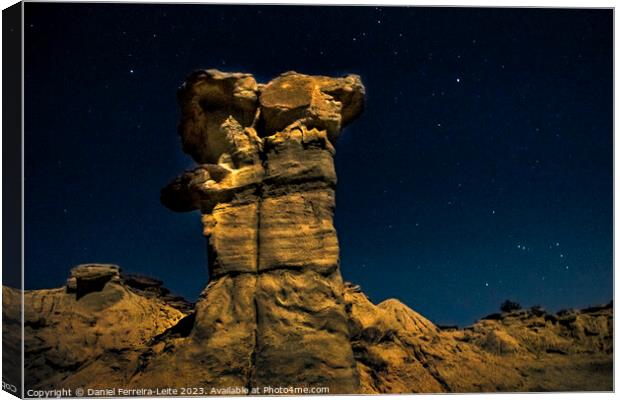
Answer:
24, 4, 612, 326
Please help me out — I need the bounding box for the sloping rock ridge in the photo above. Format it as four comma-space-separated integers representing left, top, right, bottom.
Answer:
3, 265, 192, 391
3, 271, 612, 393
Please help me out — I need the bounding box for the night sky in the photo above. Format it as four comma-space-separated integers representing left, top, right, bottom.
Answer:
24, 4, 612, 326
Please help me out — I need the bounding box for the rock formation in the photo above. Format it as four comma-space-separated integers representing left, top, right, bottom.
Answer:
344, 284, 612, 393
3, 70, 612, 394
4, 271, 612, 393
3, 265, 192, 390
158, 70, 365, 393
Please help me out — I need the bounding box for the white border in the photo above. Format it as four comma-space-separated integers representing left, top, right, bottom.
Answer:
0, 1, 616, 400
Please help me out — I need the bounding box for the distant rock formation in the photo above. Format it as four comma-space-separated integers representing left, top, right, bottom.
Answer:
159, 69, 365, 393
344, 284, 612, 393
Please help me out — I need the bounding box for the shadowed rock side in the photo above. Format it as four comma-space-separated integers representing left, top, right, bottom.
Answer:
3, 272, 612, 393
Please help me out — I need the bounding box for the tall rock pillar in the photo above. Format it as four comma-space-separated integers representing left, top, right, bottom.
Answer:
162, 70, 365, 393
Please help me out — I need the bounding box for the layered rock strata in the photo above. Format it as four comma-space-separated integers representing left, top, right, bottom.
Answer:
159, 70, 365, 393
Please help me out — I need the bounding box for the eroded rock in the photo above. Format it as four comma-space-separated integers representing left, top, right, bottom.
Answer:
3, 268, 190, 390
5, 277, 613, 393
177, 70, 259, 164
7, 68, 612, 394
161, 70, 365, 392
66, 263, 121, 298
259, 72, 364, 141
343, 284, 613, 393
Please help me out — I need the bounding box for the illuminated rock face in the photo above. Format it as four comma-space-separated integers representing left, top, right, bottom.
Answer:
161, 69, 365, 393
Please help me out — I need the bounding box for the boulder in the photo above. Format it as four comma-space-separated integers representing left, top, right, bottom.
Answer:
66, 263, 121, 298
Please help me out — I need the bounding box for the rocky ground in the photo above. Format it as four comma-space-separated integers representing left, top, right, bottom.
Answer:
344, 283, 612, 393
3, 264, 612, 394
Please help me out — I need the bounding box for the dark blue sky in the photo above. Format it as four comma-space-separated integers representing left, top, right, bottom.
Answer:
24, 4, 612, 326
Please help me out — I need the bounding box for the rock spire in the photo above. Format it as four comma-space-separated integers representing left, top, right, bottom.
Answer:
161, 69, 365, 392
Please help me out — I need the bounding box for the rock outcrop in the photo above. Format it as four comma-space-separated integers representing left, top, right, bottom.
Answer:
3, 273, 612, 393
157, 70, 365, 393
3, 265, 192, 391
344, 284, 612, 393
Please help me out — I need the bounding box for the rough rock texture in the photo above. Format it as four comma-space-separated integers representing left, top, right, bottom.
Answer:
3, 265, 192, 391
344, 284, 613, 393
3, 275, 612, 393
158, 70, 366, 393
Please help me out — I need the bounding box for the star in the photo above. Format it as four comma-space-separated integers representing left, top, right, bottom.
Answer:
485, 282, 489, 287
456, 77, 461, 83
129, 69, 134, 74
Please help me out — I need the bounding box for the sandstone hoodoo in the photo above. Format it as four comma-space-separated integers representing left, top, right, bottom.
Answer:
5, 70, 611, 395
160, 70, 366, 393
